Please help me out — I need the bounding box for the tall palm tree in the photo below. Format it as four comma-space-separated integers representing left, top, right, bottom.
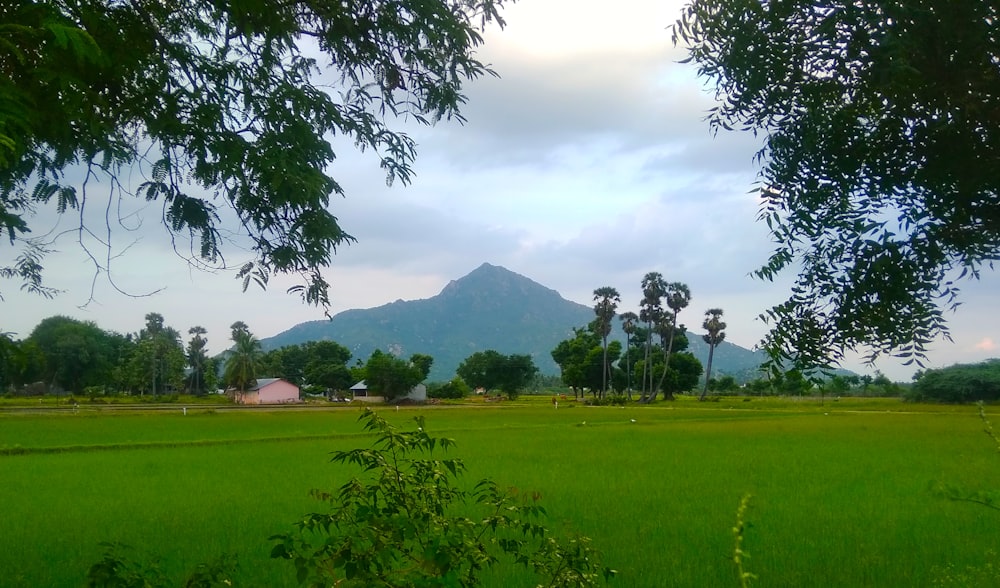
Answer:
656, 282, 692, 398
619, 311, 638, 399
700, 308, 727, 401
639, 272, 665, 402
187, 326, 208, 395
225, 321, 261, 403
593, 286, 620, 398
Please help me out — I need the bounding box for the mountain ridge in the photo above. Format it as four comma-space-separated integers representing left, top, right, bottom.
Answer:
261, 263, 767, 382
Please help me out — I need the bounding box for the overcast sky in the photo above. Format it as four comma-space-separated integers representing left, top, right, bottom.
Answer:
3, 0, 998, 381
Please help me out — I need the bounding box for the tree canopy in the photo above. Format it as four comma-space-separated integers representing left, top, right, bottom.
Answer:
675, 1, 1000, 371
456, 349, 537, 399
1, 0, 507, 304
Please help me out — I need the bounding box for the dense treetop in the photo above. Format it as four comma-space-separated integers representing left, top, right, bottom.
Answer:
676, 0, 1000, 370
1, 0, 507, 303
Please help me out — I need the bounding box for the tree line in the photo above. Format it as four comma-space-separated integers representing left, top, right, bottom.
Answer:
0, 313, 543, 401
551, 273, 727, 402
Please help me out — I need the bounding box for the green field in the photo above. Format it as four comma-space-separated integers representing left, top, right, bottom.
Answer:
2, 398, 998, 586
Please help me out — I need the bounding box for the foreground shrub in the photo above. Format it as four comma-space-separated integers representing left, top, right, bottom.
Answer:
269, 408, 614, 587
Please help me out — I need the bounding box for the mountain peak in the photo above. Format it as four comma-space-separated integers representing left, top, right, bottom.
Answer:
439, 263, 552, 299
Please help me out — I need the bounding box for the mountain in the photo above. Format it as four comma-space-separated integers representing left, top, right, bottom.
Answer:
261, 263, 768, 382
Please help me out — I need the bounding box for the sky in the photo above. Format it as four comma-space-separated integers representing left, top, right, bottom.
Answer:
3, 0, 998, 381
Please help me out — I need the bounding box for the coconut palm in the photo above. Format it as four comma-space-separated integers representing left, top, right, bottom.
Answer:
700, 308, 727, 401
619, 311, 638, 399
639, 272, 665, 402
225, 321, 261, 402
593, 286, 620, 398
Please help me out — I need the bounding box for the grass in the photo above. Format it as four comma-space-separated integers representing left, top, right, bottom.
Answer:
1, 398, 998, 586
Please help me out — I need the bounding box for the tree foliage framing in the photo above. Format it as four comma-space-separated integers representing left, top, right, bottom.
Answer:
675, 1, 1000, 371
1, 0, 508, 304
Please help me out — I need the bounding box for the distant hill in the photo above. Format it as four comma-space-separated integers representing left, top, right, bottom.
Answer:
261, 263, 768, 382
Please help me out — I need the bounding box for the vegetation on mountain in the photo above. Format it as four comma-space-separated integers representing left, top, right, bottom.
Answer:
262, 263, 597, 381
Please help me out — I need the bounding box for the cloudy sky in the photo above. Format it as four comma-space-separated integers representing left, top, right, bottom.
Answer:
3, 0, 998, 380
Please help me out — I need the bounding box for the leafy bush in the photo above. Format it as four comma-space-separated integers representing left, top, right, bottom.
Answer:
269, 408, 614, 587
428, 376, 472, 399
86, 543, 236, 588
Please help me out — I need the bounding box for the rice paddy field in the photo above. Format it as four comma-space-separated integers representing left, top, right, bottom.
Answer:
1, 396, 998, 587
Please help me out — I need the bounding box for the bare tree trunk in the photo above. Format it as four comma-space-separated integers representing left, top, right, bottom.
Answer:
700, 343, 716, 401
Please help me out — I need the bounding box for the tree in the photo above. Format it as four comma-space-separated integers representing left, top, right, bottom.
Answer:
592, 286, 620, 398
663, 352, 703, 397
409, 353, 434, 382
1, 1, 509, 305
619, 311, 639, 399
496, 353, 539, 400
655, 282, 691, 398
224, 322, 261, 401
910, 359, 1000, 403
363, 350, 424, 402
186, 326, 208, 395
27, 315, 121, 394
551, 329, 600, 399
457, 350, 538, 399
700, 308, 726, 401
129, 313, 185, 396
638, 272, 666, 402
675, 1, 1000, 372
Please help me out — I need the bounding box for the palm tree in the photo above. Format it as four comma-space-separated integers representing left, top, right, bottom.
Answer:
638, 272, 665, 402
619, 311, 638, 399
700, 308, 726, 401
225, 321, 261, 403
187, 326, 208, 395
655, 282, 692, 398
593, 286, 620, 398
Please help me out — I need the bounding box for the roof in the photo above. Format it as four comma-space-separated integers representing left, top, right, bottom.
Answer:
350, 380, 367, 391
249, 378, 283, 391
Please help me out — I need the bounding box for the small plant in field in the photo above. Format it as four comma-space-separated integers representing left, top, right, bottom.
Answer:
932, 403, 1000, 511
929, 403, 1000, 586
931, 552, 1000, 587
269, 408, 615, 587
86, 542, 236, 587
731, 494, 756, 588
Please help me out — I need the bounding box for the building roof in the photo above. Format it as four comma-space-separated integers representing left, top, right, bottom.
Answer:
350, 380, 367, 391
249, 378, 283, 391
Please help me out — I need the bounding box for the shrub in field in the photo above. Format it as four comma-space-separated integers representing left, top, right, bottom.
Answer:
269, 408, 615, 587
86, 543, 237, 587
428, 376, 472, 399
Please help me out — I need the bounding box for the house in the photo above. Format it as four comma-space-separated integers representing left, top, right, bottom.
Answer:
349, 380, 426, 404
349, 380, 382, 404
237, 378, 300, 405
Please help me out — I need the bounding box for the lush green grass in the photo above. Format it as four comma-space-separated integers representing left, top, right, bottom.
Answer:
1, 401, 998, 586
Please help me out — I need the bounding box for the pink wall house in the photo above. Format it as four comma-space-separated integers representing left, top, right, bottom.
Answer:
239, 378, 300, 405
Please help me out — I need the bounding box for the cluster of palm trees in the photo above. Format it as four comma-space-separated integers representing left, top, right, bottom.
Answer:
592, 272, 728, 401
